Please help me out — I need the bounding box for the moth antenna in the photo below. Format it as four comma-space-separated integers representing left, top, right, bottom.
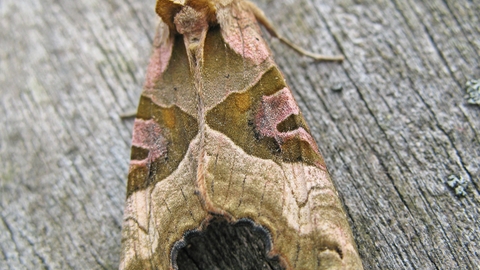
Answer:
244, 1, 344, 62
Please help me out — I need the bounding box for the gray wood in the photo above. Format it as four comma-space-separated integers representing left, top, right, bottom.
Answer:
1, 0, 478, 269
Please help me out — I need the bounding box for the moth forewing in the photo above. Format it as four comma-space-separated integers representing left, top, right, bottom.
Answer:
120, 1, 362, 269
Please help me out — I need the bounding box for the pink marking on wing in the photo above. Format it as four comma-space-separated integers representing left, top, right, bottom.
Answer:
255, 88, 300, 138
144, 33, 173, 90
254, 87, 320, 158
131, 119, 167, 166
222, 5, 270, 64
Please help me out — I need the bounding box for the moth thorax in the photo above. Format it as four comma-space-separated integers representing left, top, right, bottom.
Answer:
174, 6, 209, 39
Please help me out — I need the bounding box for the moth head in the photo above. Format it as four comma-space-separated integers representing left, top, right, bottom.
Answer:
156, 0, 219, 34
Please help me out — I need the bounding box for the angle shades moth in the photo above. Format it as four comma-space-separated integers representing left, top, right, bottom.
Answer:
120, 0, 362, 269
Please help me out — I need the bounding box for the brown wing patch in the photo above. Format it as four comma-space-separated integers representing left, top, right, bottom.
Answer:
143, 34, 197, 118
127, 96, 198, 195
206, 66, 325, 168
201, 25, 274, 110
206, 67, 283, 160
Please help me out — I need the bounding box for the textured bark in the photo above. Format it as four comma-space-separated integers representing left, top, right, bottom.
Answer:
0, 0, 478, 269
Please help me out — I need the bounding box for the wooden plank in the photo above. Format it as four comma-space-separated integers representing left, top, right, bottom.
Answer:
0, 0, 478, 269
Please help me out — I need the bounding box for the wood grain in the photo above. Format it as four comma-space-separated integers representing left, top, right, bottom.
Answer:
1, 0, 478, 269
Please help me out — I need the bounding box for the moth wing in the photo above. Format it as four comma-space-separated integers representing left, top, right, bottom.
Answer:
200, 3, 362, 269
120, 22, 206, 270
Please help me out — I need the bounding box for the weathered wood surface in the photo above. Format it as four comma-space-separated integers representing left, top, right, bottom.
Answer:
1, 0, 478, 269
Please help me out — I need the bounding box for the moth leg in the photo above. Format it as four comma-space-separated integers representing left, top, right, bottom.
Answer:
119, 109, 137, 119
244, 1, 344, 61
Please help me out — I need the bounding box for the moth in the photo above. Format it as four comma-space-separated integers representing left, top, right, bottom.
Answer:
120, 0, 362, 269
